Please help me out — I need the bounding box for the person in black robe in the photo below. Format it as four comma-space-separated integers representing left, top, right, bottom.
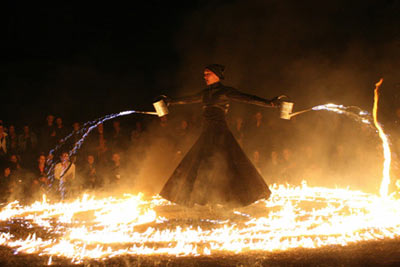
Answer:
159, 64, 284, 208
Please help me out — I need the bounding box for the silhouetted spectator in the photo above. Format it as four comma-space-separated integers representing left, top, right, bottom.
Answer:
71, 122, 81, 146
244, 111, 268, 161
0, 166, 13, 203
231, 116, 245, 147
40, 114, 57, 155
252, 150, 263, 175
156, 116, 173, 139
109, 152, 123, 186
18, 124, 38, 169
176, 119, 189, 138
9, 154, 22, 172
54, 152, 76, 200
66, 122, 83, 161
129, 121, 146, 171
264, 149, 282, 184
55, 117, 69, 144
6, 163, 24, 203
174, 119, 193, 157
8, 125, 19, 155
87, 123, 110, 166
130, 121, 144, 145
0, 124, 10, 166
280, 147, 298, 184
297, 145, 323, 184
110, 120, 127, 154
79, 154, 100, 190
97, 124, 110, 164
189, 112, 202, 133
29, 154, 49, 202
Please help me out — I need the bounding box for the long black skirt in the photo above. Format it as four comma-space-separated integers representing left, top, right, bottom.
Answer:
160, 118, 271, 208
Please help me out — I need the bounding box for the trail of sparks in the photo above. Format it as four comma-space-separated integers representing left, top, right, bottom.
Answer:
311, 104, 374, 127
372, 79, 391, 197
45, 110, 138, 188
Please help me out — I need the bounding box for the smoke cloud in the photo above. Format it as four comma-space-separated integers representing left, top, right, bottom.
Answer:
157, 0, 400, 194
9, 1, 400, 203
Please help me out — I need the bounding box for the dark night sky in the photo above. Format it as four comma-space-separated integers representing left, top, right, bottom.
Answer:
2, 0, 400, 129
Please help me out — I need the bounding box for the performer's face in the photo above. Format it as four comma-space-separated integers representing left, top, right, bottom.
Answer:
204, 69, 220, 85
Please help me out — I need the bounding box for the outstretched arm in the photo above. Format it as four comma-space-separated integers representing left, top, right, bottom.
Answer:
166, 91, 203, 105
226, 89, 279, 108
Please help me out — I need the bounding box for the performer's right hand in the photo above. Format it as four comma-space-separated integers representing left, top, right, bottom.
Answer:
156, 95, 172, 106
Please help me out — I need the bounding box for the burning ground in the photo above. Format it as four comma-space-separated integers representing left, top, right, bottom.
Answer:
0, 182, 400, 266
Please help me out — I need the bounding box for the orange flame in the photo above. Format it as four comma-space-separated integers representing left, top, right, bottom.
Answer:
372, 78, 391, 198
0, 185, 399, 263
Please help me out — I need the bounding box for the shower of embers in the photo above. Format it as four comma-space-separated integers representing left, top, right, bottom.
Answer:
0, 182, 400, 265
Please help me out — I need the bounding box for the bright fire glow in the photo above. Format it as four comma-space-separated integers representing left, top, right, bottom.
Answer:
372, 78, 391, 198
0, 184, 399, 264
0, 80, 398, 264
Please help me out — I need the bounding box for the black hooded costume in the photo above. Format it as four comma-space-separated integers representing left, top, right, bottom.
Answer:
160, 66, 279, 208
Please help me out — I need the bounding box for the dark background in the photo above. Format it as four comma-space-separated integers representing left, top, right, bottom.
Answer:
2, 0, 400, 129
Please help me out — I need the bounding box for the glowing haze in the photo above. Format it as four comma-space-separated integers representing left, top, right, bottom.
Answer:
0, 80, 398, 264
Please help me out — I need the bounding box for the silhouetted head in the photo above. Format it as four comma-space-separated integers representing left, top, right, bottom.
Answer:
46, 115, 54, 125
23, 125, 30, 135
38, 155, 46, 165
204, 64, 225, 85
72, 122, 80, 131
9, 125, 16, 135
56, 117, 63, 127
60, 152, 69, 163
87, 155, 95, 164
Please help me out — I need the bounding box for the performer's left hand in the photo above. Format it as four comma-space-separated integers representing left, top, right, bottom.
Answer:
271, 95, 289, 107
271, 96, 282, 108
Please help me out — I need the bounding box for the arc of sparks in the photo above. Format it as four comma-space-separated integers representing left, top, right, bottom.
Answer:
372, 78, 391, 198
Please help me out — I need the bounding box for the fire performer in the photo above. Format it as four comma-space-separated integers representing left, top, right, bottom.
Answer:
159, 64, 284, 208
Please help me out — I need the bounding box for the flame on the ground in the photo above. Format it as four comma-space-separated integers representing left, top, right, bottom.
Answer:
0, 184, 399, 263
372, 78, 391, 198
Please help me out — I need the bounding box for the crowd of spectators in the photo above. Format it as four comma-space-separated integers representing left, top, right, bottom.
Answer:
0, 114, 144, 204
0, 106, 396, 205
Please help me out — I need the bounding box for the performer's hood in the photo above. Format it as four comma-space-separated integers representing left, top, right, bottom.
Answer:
205, 64, 225, 80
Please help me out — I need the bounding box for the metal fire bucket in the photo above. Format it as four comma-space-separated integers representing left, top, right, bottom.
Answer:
280, 101, 294, 120
153, 99, 169, 117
